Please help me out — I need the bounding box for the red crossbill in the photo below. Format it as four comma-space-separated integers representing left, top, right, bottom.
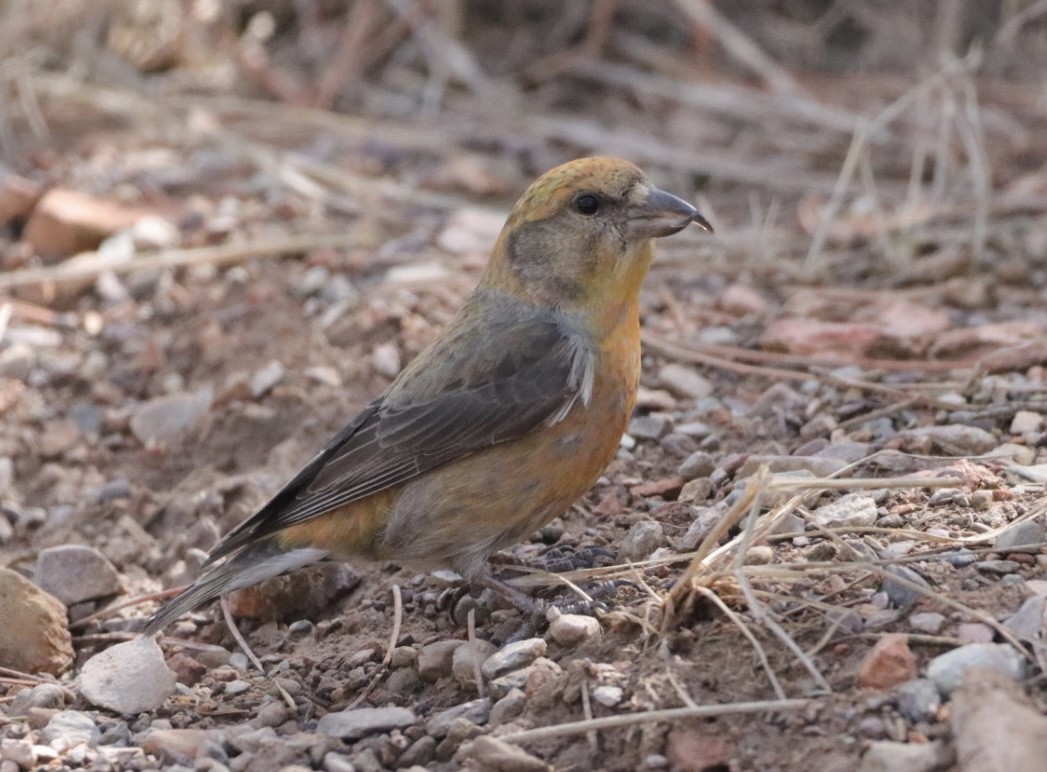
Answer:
143, 156, 711, 633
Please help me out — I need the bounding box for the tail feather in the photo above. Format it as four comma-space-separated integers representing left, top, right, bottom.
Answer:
142, 540, 328, 636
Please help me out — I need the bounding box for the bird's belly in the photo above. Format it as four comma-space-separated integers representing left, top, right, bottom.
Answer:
382, 368, 634, 577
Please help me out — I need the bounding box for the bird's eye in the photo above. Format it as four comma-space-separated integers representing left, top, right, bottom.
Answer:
574, 194, 600, 215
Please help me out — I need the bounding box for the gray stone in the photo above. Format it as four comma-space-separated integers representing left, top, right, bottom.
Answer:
859, 741, 946, 772
627, 415, 671, 441
881, 565, 931, 609
39, 711, 99, 752
425, 697, 492, 738
36, 544, 123, 605
736, 454, 847, 479
678, 477, 714, 503
399, 735, 437, 768
975, 560, 1021, 575
620, 521, 664, 561
658, 364, 712, 399
79, 637, 177, 714
481, 638, 547, 680
678, 450, 716, 480
452, 639, 497, 686
1003, 595, 1046, 641
902, 425, 997, 455
130, 388, 213, 444
417, 639, 464, 681
896, 678, 941, 723
489, 688, 527, 726
908, 612, 946, 635
926, 643, 1026, 696
994, 520, 1045, 551
10, 683, 68, 713
316, 706, 416, 739
547, 613, 601, 646
810, 494, 878, 528
249, 360, 285, 398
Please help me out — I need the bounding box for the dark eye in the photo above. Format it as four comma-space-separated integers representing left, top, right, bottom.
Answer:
574, 194, 600, 215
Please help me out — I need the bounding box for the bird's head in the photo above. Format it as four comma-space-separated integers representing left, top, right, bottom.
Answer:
483, 157, 711, 316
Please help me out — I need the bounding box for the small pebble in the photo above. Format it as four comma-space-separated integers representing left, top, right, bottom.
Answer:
926, 643, 1026, 696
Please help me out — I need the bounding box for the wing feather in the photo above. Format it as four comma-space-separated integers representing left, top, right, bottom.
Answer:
207, 306, 595, 562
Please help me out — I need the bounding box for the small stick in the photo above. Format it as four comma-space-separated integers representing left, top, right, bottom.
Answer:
382, 584, 403, 666
498, 699, 808, 744
220, 596, 265, 674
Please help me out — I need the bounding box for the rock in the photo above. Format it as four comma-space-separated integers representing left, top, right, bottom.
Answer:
857, 634, 916, 689
678, 451, 716, 480
22, 188, 148, 259
417, 639, 465, 681
900, 425, 997, 455
0, 568, 73, 675
250, 360, 285, 398
908, 612, 946, 635
39, 711, 99, 753
130, 388, 213, 444
736, 454, 846, 479
620, 521, 664, 561
1010, 410, 1043, 434
371, 343, 401, 379
79, 637, 177, 713
399, 735, 437, 768
316, 706, 416, 739
955, 623, 995, 644
673, 505, 727, 550
452, 639, 498, 686
482, 638, 547, 680
858, 741, 947, 772
35, 545, 123, 605
547, 613, 601, 646
9, 683, 68, 713
993, 520, 1045, 551
881, 565, 931, 609
591, 685, 623, 707
1003, 595, 1046, 641
896, 678, 941, 724
627, 415, 671, 441
389, 646, 417, 668
489, 688, 527, 726
974, 559, 1021, 575
679, 477, 715, 503
0, 739, 35, 769
425, 698, 492, 738
658, 364, 713, 399
459, 736, 551, 772
951, 667, 1047, 772
488, 658, 561, 700
141, 729, 222, 765
926, 644, 1026, 696
809, 494, 878, 528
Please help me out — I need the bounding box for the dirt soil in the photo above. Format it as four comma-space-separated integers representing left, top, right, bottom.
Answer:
3, 3, 1047, 771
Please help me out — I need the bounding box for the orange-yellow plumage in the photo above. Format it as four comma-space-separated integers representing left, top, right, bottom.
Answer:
143, 156, 711, 633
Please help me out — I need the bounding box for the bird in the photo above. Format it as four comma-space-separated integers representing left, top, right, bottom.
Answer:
143, 156, 712, 635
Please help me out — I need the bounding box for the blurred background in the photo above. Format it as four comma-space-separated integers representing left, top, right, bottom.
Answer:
1, 0, 1045, 287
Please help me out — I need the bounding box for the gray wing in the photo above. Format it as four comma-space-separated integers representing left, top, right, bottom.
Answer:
206, 311, 595, 562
